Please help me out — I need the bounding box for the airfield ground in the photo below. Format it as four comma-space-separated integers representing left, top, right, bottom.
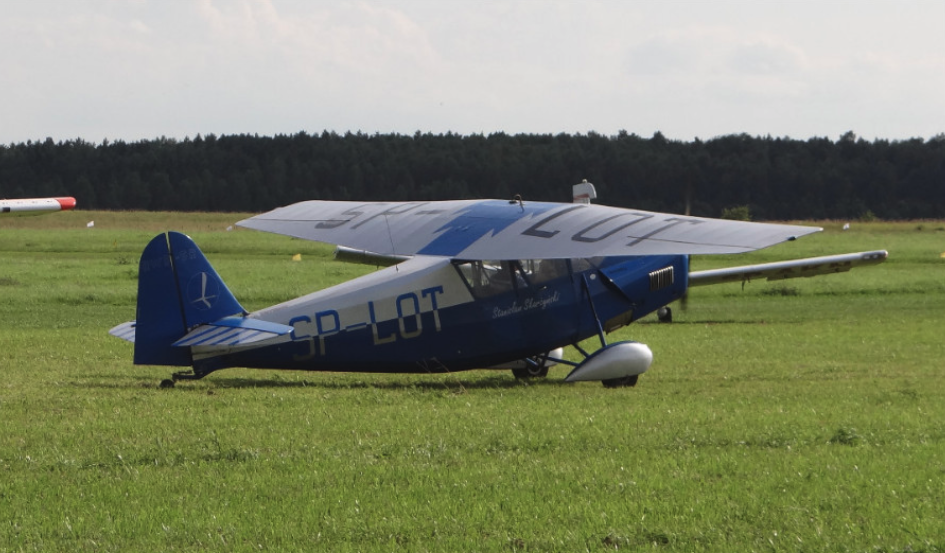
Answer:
1, 211, 943, 552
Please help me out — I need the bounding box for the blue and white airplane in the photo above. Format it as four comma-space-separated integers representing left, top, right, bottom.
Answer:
110, 183, 886, 387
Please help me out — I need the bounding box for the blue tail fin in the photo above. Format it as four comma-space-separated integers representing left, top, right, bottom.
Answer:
134, 232, 246, 366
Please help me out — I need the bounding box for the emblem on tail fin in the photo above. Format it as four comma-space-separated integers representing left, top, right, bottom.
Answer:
186, 272, 220, 310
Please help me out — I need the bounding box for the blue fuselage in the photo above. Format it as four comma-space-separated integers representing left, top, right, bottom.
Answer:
194, 254, 689, 375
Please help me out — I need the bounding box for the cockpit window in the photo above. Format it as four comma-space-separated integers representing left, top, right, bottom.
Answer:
570, 257, 603, 273
453, 259, 573, 298
525, 259, 569, 284
453, 260, 523, 298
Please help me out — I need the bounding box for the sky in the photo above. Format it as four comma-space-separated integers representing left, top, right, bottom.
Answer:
1, 0, 943, 145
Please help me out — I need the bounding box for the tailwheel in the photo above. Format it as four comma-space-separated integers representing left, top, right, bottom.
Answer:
171, 367, 216, 382
172, 370, 202, 381
161, 368, 212, 388
601, 374, 639, 388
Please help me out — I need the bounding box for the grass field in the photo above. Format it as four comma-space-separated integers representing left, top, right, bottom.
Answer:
1, 211, 944, 552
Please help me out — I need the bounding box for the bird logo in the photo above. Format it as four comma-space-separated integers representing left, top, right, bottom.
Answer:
186, 272, 219, 310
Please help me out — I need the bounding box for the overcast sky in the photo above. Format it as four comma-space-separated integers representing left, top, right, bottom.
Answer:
1, 0, 943, 144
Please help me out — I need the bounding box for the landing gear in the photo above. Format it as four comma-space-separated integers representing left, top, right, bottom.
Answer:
171, 370, 205, 381
601, 374, 639, 388
159, 368, 213, 388
657, 306, 673, 323
512, 364, 549, 379
563, 274, 652, 387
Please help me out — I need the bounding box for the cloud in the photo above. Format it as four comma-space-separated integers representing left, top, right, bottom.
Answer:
192, 1, 438, 80
0, 1, 942, 142
727, 40, 804, 75
624, 27, 807, 77
624, 35, 698, 76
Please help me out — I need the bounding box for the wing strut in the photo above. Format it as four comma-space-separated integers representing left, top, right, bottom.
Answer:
580, 273, 608, 349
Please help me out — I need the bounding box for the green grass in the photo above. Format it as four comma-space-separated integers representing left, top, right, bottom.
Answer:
1, 211, 944, 552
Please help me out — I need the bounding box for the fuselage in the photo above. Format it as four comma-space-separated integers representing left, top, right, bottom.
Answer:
192, 254, 689, 374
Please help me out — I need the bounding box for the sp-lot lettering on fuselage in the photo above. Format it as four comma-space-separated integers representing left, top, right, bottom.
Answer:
288, 285, 445, 360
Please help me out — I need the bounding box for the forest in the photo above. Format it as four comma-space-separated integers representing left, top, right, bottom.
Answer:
1, 130, 943, 220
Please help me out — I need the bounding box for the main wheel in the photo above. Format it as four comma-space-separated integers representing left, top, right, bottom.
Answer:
512, 365, 549, 379
657, 306, 673, 323
601, 374, 639, 388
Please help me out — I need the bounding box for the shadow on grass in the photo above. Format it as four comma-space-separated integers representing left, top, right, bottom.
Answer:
207, 374, 559, 391
636, 319, 773, 325
72, 372, 561, 391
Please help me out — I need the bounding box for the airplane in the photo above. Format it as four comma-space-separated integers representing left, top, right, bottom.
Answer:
0, 197, 76, 216
110, 183, 887, 387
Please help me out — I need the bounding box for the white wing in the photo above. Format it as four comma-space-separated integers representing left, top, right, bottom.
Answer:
237, 199, 820, 259
688, 250, 888, 286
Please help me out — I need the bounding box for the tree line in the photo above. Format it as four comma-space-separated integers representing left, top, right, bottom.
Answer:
1, 130, 943, 220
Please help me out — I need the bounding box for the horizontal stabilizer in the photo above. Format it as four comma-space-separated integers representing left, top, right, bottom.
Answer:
172, 317, 294, 348
688, 250, 888, 287
110, 321, 137, 343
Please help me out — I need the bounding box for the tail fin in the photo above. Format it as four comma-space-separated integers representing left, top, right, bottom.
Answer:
134, 232, 246, 366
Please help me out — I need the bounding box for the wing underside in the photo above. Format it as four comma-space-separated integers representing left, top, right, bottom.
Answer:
688, 250, 888, 287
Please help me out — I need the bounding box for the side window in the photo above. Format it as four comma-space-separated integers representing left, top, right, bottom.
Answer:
453, 260, 528, 298
526, 259, 569, 285
570, 257, 602, 273
454, 259, 573, 297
